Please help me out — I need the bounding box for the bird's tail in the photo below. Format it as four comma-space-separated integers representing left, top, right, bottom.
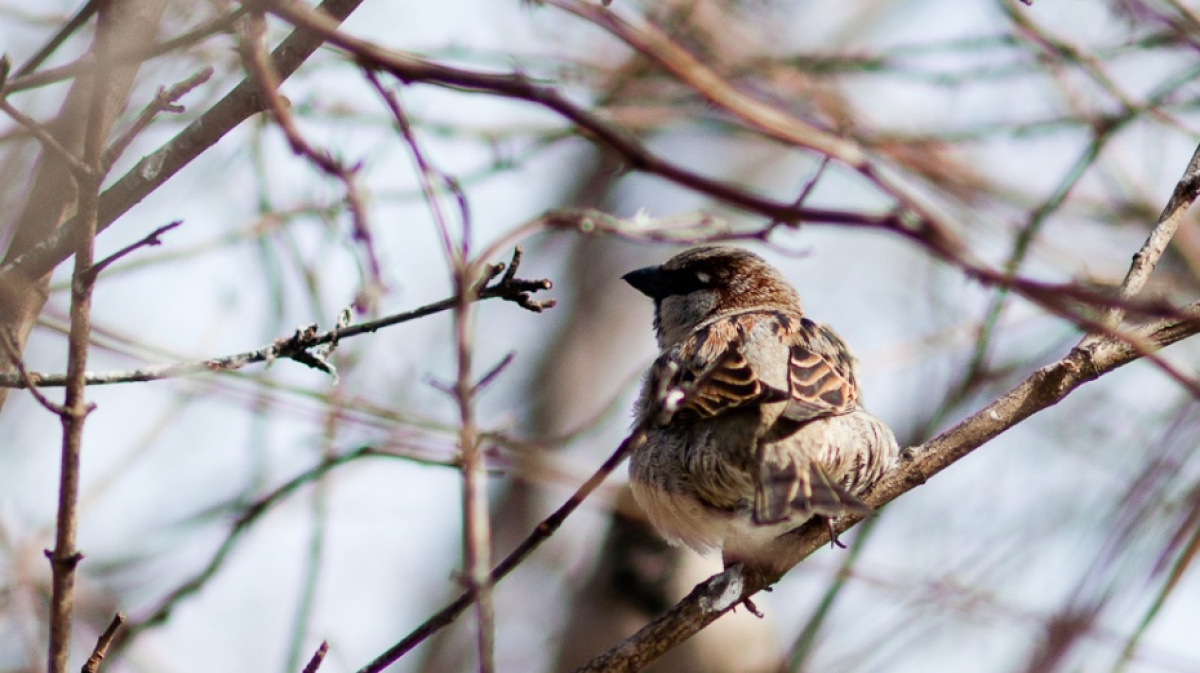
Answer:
753, 460, 873, 525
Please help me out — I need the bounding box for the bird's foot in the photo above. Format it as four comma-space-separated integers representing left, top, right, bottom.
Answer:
825, 517, 847, 549
738, 596, 764, 619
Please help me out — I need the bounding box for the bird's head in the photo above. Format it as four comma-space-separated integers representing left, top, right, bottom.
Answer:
623, 246, 802, 347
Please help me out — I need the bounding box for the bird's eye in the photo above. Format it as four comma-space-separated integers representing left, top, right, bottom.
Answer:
660, 268, 711, 295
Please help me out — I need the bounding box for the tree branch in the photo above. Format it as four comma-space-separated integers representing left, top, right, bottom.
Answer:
87, 221, 181, 279
0, 250, 552, 388
1097, 141, 1200, 332
81, 613, 124, 673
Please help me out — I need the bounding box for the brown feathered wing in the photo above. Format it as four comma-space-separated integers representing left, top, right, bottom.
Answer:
754, 318, 872, 524
652, 313, 872, 524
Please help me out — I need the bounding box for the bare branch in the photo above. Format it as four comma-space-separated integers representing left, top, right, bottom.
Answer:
1096, 141, 1200, 332
0, 99, 95, 180
472, 352, 516, 395
0, 328, 67, 414
365, 67, 467, 269
0, 252, 553, 388
81, 613, 124, 673
239, 9, 381, 306
88, 221, 181, 278
47, 3, 113, 664
301, 642, 329, 673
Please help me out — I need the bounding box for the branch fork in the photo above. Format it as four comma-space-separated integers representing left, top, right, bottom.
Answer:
474, 247, 556, 312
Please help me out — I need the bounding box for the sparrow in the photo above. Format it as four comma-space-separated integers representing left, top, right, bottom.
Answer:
623, 246, 898, 567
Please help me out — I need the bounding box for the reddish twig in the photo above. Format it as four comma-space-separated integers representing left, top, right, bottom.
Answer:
88, 221, 181, 279
301, 642, 329, 673
239, 9, 381, 308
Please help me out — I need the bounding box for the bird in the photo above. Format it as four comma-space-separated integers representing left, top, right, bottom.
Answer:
623, 246, 898, 568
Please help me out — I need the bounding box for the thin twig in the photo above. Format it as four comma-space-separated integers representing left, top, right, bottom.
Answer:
0, 98, 94, 179
301, 642, 329, 673
0, 328, 67, 415
365, 68, 465, 268
81, 613, 125, 673
88, 221, 181, 279
473, 352, 516, 395
454, 262, 496, 673
368, 60, 499, 671
1094, 141, 1200, 333
100, 68, 215, 173
239, 9, 381, 307
0, 256, 553, 388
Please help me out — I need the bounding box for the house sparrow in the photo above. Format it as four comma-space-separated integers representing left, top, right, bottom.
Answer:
623, 246, 898, 566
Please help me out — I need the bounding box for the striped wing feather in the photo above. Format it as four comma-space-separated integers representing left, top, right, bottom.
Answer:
779, 318, 859, 423
675, 346, 787, 419
755, 318, 869, 524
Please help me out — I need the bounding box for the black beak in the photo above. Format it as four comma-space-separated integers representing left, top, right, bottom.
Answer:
622, 265, 666, 299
